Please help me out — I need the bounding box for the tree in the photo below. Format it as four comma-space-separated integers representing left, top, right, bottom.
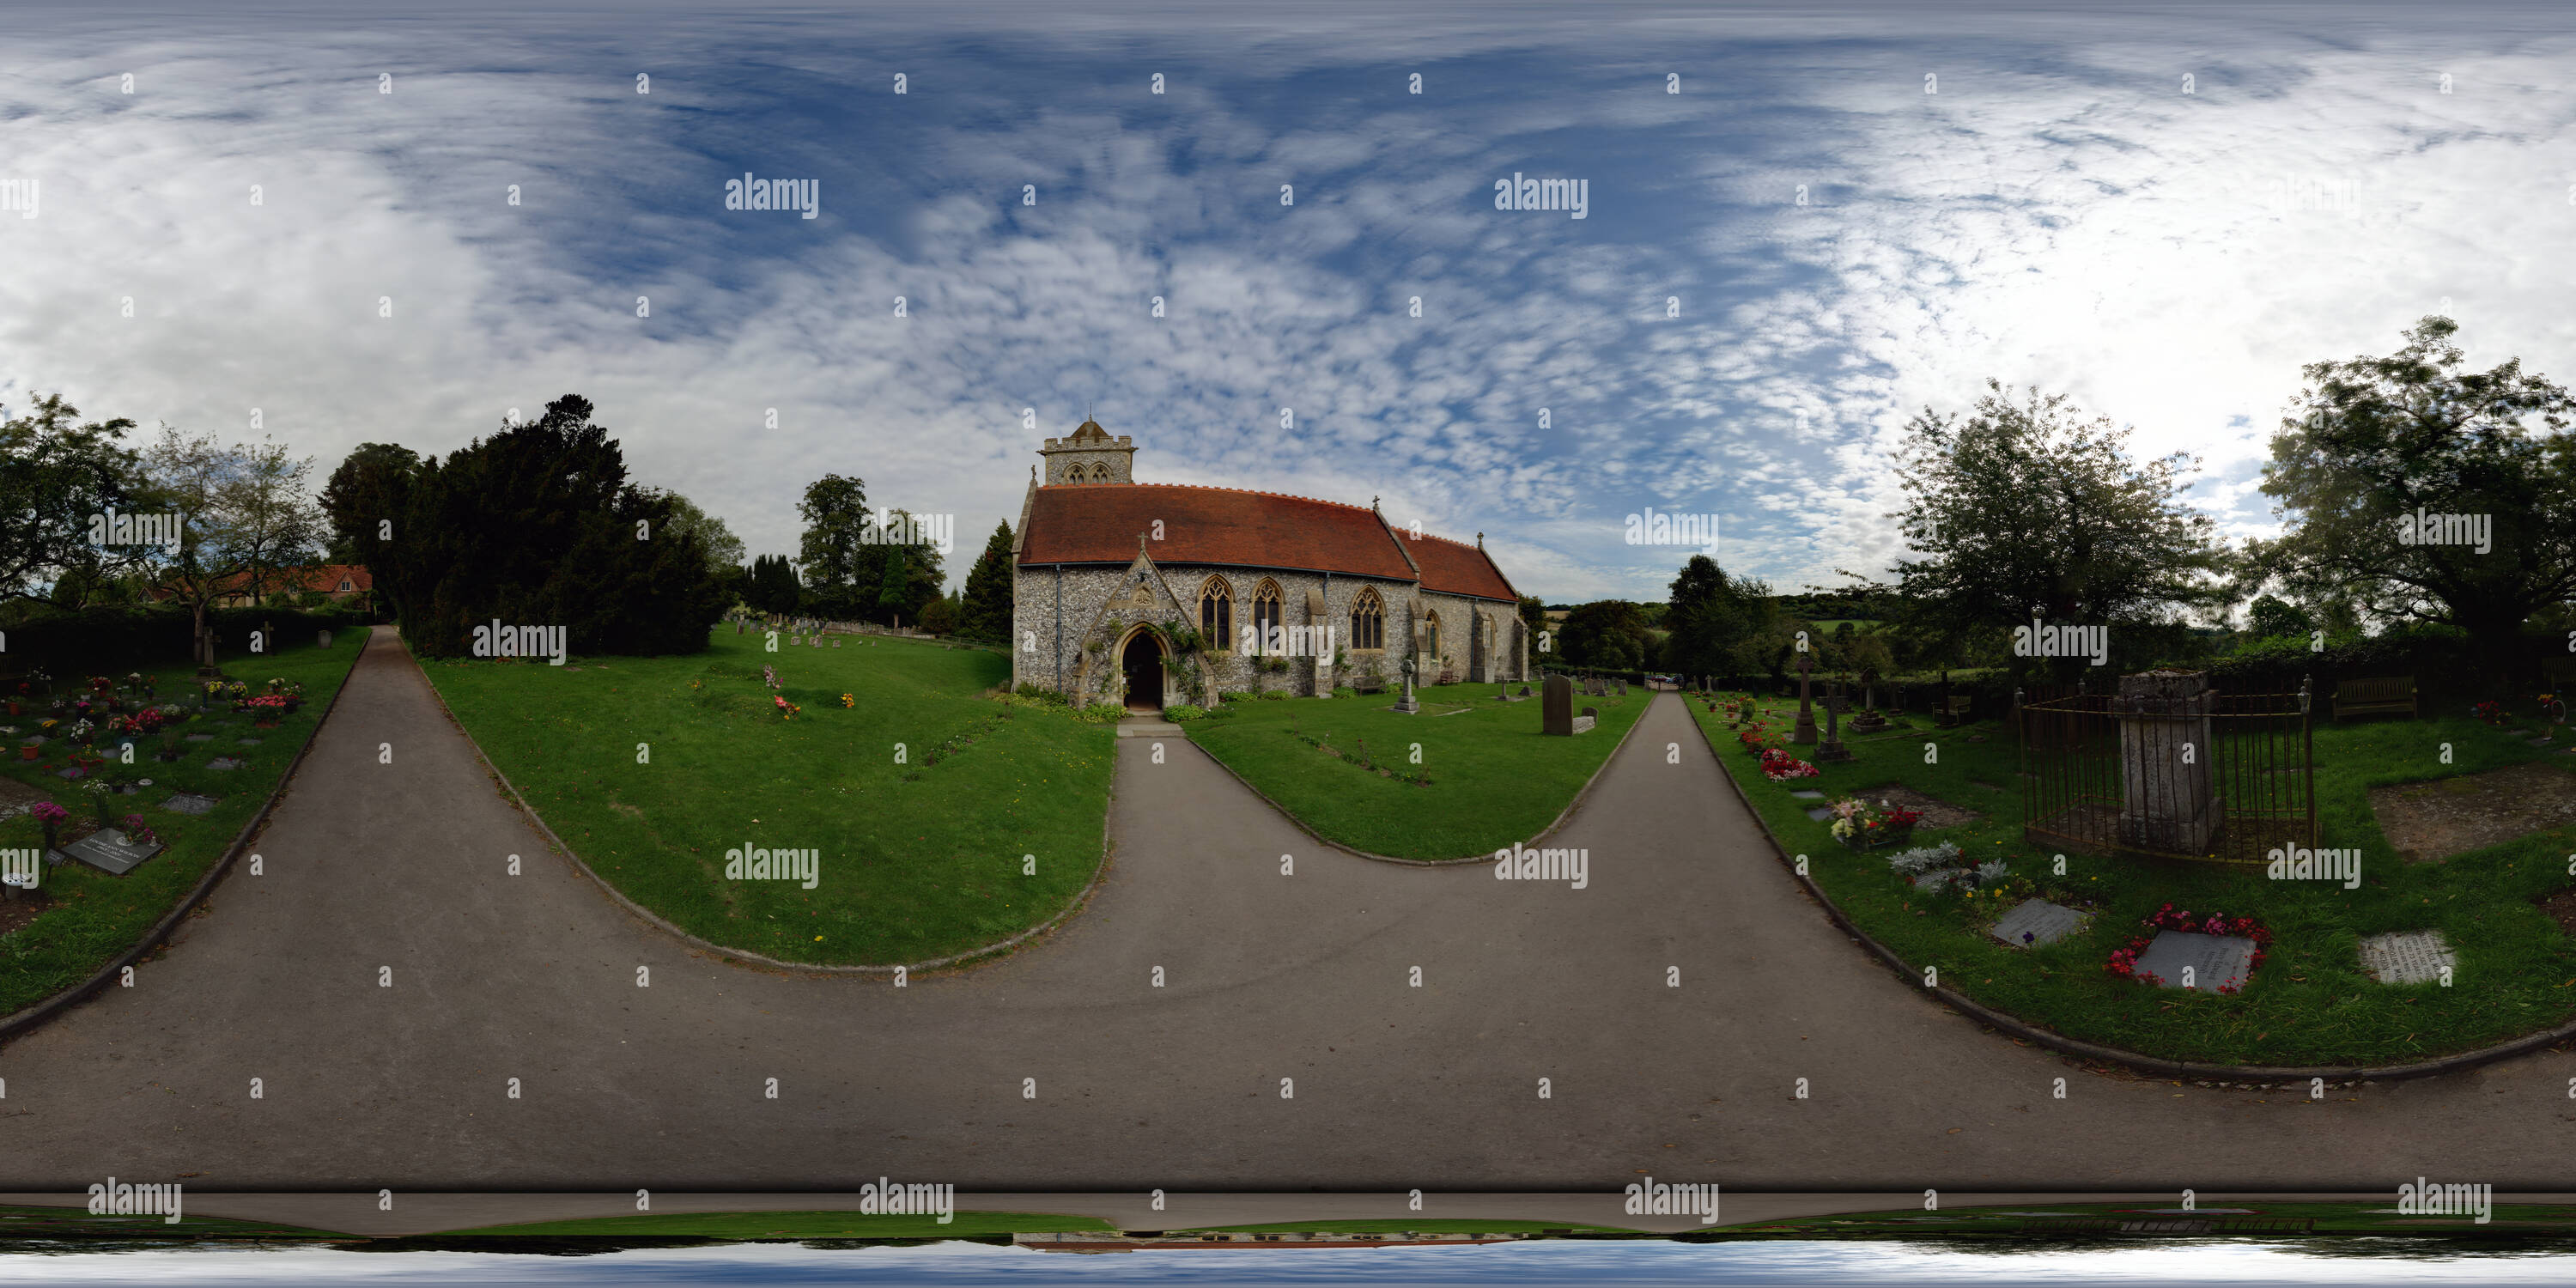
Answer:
919, 592, 959, 636
1660, 555, 1771, 680
878, 544, 909, 626
319, 442, 422, 599
654, 490, 748, 605
1557, 600, 1652, 671
375, 395, 726, 657
0, 392, 144, 608
795, 473, 872, 617
140, 427, 325, 668
2253, 317, 2576, 683
746, 554, 801, 616
1885, 380, 2226, 679
957, 521, 1015, 642
2245, 594, 2313, 641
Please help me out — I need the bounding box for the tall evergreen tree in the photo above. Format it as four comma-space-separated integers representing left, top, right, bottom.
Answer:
377, 395, 726, 657
957, 520, 1015, 643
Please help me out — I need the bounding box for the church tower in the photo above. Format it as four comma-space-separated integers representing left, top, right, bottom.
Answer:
1037, 416, 1136, 485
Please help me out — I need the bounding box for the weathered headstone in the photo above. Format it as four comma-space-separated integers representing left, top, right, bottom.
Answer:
161, 792, 219, 816
1615, 679, 1628, 696
1793, 653, 1819, 744
1576, 705, 1597, 734
1542, 674, 1578, 735
208, 756, 246, 771
1517, 684, 1531, 698
2359, 930, 2455, 984
318, 629, 333, 649
57, 829, 165, 876
1991, 898, 2089, 947
2116, 670, 2218, 855
2130, 930, 2255, 993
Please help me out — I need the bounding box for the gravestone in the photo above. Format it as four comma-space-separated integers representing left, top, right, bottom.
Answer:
1542, 674, 1579, 735
208, 756, 246, 771
1789, 789, 1826, 800
238, 737, 263, 746
2130, 930, 2255, 993
185, 733, 215, 743
318, 629, 333, 649
1615, 679, 1628, 696
1793, 653, 1819, 744
832, 639, 841, 648
161, 792, 219, 816
1517, 684, 1531, 698
1393, 659, 1421, 714
1991, 898, 2089, 947
2359, 930, 2455, 984
56, 829, 165, 876
1805, 805, 1836, 822
736, 621, 745, 635
1575, 705, 1597, 735
2116, 670, 2219, 855
1814, 679, 1854, 763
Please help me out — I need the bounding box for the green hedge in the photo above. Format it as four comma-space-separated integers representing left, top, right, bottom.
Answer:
0, 605, 379, 674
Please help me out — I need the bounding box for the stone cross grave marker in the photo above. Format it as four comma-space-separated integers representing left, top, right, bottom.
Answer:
2131, 930, 2255, 993
1991, 898, 2089, 947
2359, 930, 2455, 984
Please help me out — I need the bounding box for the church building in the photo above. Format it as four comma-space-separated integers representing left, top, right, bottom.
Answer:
1012, 418, 1530, 711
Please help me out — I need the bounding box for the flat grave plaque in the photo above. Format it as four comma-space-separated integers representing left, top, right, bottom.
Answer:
1789, 790, 1826, 800
56, 829, 166, 876
237, 738, 263, 746
2360, 929, 2455, 984
1805, 806, 1835, 822
1991, 898, 2089, 947
185, 733, 216, 743
2131, 930, 2255, 993
208, 756, 246, 771
161, 792, 220, 816
55, 767, 87, 781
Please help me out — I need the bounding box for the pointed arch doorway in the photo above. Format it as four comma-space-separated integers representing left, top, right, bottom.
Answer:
1121, 629, 1167, 712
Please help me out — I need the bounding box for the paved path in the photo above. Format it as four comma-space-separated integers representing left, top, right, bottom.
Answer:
6, 629, 2574, 1190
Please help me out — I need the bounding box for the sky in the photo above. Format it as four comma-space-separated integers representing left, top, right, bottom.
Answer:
4, 0, 2574, 603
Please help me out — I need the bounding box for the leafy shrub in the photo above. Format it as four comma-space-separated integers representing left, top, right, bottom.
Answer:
1886, 841, 1962, 875
1163, 704, 1208, 721
1331, 686, 1357, 699
1258, 690, 1287, 701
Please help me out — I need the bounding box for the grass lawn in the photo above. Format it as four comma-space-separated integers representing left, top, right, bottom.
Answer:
438, 1208, 1115, 1238
419, 628, 1116, 966
1691, 692, 2576, 1066
1191, 682, 1649, 860
0, 632, 369, 1019
0, 1203, 350, 1239
1182, 1218, 1642, 1235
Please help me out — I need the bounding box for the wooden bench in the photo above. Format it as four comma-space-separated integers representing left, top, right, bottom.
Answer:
2334, 676, 2417, 721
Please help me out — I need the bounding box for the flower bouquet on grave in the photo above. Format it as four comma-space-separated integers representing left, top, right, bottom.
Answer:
244, 694, 292, 726
1829, 797, 1922, 850
32, 801, 67, 858
2471, 700, 2505, 726
1759, 748, 1820, 782
118, 814, 159, 848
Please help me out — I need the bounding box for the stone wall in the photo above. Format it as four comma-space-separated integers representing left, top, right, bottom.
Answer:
1014, 561, 1528, 702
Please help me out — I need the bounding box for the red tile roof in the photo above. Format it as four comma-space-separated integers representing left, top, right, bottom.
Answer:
1020, 483, 1516, 601
155, 563, 373, 599
1404, 531, 1519, 603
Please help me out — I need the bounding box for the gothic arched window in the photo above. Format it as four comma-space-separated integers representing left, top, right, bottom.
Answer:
1200, 575, 1234, 651
1253, 580, 1285, 653
1351, 587, 1385, 652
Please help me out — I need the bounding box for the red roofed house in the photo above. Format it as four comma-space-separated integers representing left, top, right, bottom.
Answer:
154, 563, 375, 611
1012, 419, 1528, 710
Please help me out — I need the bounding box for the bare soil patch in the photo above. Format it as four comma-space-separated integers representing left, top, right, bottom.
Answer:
2537, 888, 2576, 938
1860, 784, 1984, 830
2372, 759, 2576, 863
